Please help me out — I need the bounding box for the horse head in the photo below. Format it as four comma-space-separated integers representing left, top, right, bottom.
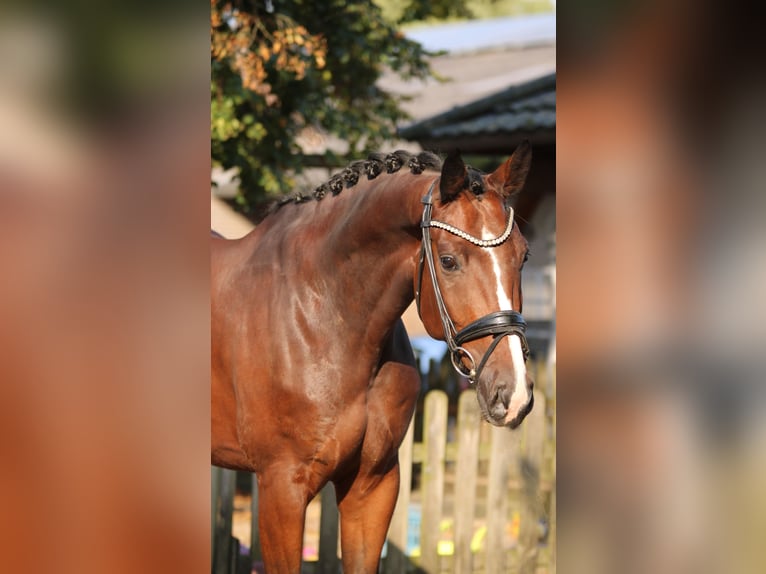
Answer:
415, 142, 534, 428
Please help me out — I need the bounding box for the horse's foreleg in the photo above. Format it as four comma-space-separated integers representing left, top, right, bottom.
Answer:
335, 460, 400, 573
256, 470, 309, 574
336, 323, 418, 572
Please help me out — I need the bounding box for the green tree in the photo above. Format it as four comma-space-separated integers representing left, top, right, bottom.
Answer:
397, 0, 474, 23
211, 0, 434, 214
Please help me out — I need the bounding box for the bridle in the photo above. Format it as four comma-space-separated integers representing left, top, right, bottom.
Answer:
415, 180, 530, 383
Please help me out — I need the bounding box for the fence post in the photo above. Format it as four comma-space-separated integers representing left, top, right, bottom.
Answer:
212, 467, 220, 572
454, 390, 481, 574
549, 366, 557, 573
549, 455, 556, 574
318, 483, 340, 574
421, 390, 448, 574
485, 424, 517, 574
213, 467, 237, 574
518, 388, 546, 574
250, 473, 262, 568
385, 413, 415, 574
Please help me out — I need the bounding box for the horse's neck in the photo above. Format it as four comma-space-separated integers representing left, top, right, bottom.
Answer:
329, 172, 429, 313
227, 172, 431, 355
306, 172, 431, 345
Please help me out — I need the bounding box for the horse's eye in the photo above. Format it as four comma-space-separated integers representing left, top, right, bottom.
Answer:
440, 255, 459, 271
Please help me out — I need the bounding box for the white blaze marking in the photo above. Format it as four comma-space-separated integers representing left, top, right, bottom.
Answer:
483, 227, 529, 416
486, 242, 513, 310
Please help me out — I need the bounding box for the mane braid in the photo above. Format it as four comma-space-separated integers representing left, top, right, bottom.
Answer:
385, 150, 411, 173
263, 150, 444, 220
341, 161, 365, 187
328, 174, 344, 195
365, 153, 386, 179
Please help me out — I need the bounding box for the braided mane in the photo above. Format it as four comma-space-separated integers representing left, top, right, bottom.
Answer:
265, 150, 443, 216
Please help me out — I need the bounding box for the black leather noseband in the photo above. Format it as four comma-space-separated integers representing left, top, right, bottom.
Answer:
415, 181, 530, 383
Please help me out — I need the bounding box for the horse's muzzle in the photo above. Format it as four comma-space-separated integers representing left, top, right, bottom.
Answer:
481, 373, 534, 428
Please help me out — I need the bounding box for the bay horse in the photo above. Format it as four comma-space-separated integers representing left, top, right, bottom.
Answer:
211, 143, 534, 573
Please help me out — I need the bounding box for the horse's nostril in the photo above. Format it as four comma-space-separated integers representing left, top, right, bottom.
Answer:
496, 385, 511, 409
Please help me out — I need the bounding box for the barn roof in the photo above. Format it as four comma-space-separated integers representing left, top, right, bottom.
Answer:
398, 72, 555, 154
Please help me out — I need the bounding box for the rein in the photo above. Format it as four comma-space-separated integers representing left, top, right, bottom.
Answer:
415, 180, 530, 383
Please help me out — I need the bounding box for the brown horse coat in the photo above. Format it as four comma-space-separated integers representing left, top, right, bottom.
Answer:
211, 146, 532, 572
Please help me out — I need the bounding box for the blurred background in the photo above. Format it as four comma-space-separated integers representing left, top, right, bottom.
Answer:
2, 0, 765, 573
0, 2, 211, 573
557, 1, 766, 573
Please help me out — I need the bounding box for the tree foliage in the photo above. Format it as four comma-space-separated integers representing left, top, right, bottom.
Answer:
211, 0, 434, 214
397, 0, 474, 24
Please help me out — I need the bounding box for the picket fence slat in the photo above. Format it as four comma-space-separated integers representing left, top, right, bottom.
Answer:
547, 366, 557, 573
318, 483, 340, 574
384, 413, 415, 574
519, 388, 547, 574
249, 474, 261, 566
485, 422, 516, 574
213, 468, 237, 574
421, 390, 448, 574
211, 467, 219, 572
454, 390, 481, 574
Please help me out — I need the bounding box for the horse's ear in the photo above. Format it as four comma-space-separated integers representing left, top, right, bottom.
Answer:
439, 149, 467, 203
487, 140, 532, 198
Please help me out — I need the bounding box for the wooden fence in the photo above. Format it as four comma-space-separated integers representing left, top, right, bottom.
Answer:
213, 363, 555, 574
